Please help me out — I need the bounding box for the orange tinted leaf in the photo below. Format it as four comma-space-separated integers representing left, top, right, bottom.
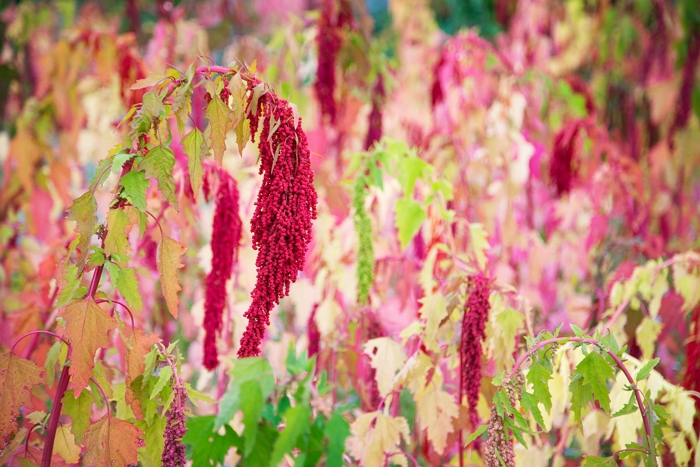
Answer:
67, 192, 98, 273
83, 413, 143, 467
126, 329, 161, 386
0, 352, 46, 437
157, 235, 186, 318
59, 298, 118, 396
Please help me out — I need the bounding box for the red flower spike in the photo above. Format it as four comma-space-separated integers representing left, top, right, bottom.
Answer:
460, 272, 491, 430
314, 0, 340, 124
238, 84, 318, 358
202, 173, 242, 370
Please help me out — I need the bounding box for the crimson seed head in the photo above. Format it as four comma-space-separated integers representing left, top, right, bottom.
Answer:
238, 82, 318, 358
460, 272, 491, 430
314, 0, 340, 124
550, 121, 580, 197
202, 173, 242, 370
161, 376, 187, 467
364, 74, 385, 151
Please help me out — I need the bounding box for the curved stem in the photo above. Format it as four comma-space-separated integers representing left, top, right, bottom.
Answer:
89, 377, 111, 420
40, 365, 70, 467
509, 336, 653, 446
95, 299, 135, 333
11, 331, 68, 355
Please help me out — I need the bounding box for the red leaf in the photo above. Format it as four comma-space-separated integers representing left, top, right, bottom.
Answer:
83, 413, 144, 467
0, 352, 46, 437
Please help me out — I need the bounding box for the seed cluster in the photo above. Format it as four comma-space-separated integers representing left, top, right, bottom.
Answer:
161, 374, 187, 467
202, 173, 242, 370
460, 272, 491, 430
238, 80, 318, 358
550, 121, 580, 196
484, 371, 524, 467
314, 0, 340, 124
364, 74, 385, 150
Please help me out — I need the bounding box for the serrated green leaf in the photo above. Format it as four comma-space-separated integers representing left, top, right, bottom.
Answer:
526, 361, 553, 412
105, 260, 120, 285
140, 145, 178, 209
115, 267, 143, 313
572, 351, 615, 414
182, 128, 205, 198
120, 170, 149, 212
395, 198, 426, 250
90, 158, 114, 192
172, 85, 193, 135
397, 154, 433, 196
243, 423, 277, 467
270, 405, 311, 466
636, 358, 660, 382
571, 324, 584, 337
521, 391, 546, 429
150, 366, 173, 400
205, 94, 234, 165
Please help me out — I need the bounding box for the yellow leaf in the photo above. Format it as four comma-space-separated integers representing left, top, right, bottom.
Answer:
54, 424, 81, 463
417, 386, 458, 454
419, 246, 439, 294
346, 412, 410, 467
419, 293, 448, 352
364, 337, 407, 397
157, 235, 186, 318
670, 433, 691, 467
315, 297, 341, 338
635, 317, 661, 361
672, 252, 700, 312
468, 223, 489, 270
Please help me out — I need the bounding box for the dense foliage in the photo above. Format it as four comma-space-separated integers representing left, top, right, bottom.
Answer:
1, 0, 700, 466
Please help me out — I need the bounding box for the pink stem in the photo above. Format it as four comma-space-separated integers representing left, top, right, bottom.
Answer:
509, 336, 652, 444
11, 331, 68, 355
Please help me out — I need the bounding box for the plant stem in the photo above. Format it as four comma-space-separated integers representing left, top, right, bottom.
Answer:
11, 331, 68, 355
40, 364, 70, 467
509, 336, 653, 446
41, 260, 105, 467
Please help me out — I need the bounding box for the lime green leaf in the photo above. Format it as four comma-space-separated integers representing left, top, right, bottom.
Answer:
395, 198, 426, 251
150, 366, 173, 400
569, 374, 594, 424
62, 389, 93, 442
582, 455, 617, 466
104, 208, 132, 267
115, 267, 143, 313
270, 405, 311, 466
45, 340, 67, 387
140, 145, 178, 209
89, 158, 114, 192
67, 192, 98, 271
135, 416, 165, 467
182, 128, 205, 199
521, 391, 546, 429
120, 171, 149, 212
571, 324, 584, 338
56, 264, 81, 308
572, 352, 615, 413
526, 361, 553, 412
183, 416, 242, 467
324, 413, 350, 467
243, 423, 277, 467
240, 380, 264, 457
636, 358, 660, 382
612, 393, 638, 418
464, 424, 487, 446
398, 155, 433, 196
205, 94, 234, 165
172, 83, 193, 135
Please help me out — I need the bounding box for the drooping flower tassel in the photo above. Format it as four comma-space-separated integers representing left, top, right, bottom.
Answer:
202, 172, 242, 370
